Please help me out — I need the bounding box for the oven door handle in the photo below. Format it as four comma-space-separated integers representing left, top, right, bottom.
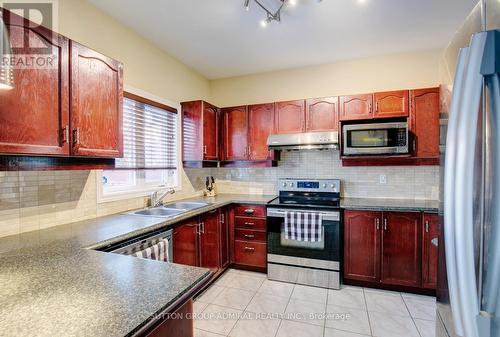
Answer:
267, 209, 340, 222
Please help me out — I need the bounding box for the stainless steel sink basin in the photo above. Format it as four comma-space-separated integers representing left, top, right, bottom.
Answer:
131, 208, 185, 217
163, 201, 209, 210
126, 201, 209, 218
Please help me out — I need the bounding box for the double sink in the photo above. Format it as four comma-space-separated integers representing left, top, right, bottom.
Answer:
127, 201, 210, 218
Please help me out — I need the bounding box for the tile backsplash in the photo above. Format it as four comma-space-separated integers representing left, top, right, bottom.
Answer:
0, 151, 438, 238
187, 151, 439, 200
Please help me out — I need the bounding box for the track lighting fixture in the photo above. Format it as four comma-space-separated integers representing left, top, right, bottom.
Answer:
244, 0, 319, 27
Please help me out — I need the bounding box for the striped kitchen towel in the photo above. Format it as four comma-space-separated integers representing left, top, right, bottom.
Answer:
285, 211, 323, 242
133, 238, 169, 262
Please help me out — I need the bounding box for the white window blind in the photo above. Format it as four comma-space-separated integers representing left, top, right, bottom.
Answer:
116, 96, 177, 169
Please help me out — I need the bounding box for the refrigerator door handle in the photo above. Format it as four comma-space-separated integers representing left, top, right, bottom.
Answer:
445, 46, 469, 337
454, 31, 488, 337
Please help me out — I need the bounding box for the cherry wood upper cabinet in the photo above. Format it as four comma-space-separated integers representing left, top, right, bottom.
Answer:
344, 210, 382, 282
248, 103, 275, 160
422, 213, 439, 289
381, 212, 422, 287
199, 210, 221, 272
410, 88, 440, 159
275, 100, 305, 134
0, 10, 70, 156
181, 100, 219, 163
373, 90, 409, 118
203, 102, 219, 160
339, 94, 373, 121
222, 106, 248, 161
70, 41, 123, 158
306, 97, 339, 132
173, 220, 199, 267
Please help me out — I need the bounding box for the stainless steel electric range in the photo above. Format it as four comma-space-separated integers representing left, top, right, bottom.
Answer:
266, 178, 341, 289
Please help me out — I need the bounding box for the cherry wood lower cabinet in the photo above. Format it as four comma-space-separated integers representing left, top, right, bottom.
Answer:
343, 210, 381, 282
219, 208, 231, 269
199, 210, 221, 271
422, 213, 440, 289
343, 209, 439, 292
144, 300, 194, 337
381, 212, 421, 287
173, 209, 227, 273
232, 204, 267, 270
173, 219, 199, 267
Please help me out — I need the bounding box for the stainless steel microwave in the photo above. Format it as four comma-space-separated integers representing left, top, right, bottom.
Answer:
342, 122, 409, 156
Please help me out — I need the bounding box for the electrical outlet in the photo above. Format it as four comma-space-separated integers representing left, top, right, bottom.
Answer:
379, 174, 387, 185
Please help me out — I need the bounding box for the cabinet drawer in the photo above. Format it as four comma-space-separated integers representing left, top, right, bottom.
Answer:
234, 205, 266, 218
235, 217, 266, 230
234, 241, 266, 268
235, 229, 266, 243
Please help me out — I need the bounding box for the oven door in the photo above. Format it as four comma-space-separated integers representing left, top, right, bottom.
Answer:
342, 122, 409, 155
267, 208, 340, 262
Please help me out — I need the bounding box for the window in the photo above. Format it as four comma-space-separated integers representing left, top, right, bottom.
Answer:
100, 92, 179, 200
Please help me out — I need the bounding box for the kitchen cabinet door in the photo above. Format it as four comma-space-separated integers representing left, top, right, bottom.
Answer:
222, 106, 248, 161
248, 103, 275, 160
0, 10, 70, 156
305, 97, 339, 132
70, 41, 123, 157
409, 88, 440, 159
339, 94, 373, 121
275, 100, 305, 134
343, 210, 382, 282
203, 102, 219, 160
173, 220, 199, 267
199, 210, 221, 271
422, 213, 439, 289
219, 208, 230, 269
373, 90, 409, 118
381, 212, 422, 287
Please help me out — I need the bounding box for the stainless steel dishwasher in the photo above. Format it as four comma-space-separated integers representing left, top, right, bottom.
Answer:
102, 229, 173, 263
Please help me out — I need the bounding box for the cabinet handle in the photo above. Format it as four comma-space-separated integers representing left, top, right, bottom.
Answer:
198, 222, 205, 234
203, 145, 207, 154
220, 213, 224, 224
61, 126, 69, 144
375, 218, 380, 230
369, 102, 372, 114
244, 222, 255, 226
248, 145, 251, 158
244, 234, 255, 239
244, 209, 255, 215
375, 101, 379, 112
425, 220, 429, 233
73, 128, 80, 145
244, 246, 255, 252
383, 218, 388, 231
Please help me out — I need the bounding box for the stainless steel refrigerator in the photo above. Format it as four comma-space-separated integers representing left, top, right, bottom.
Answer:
438, 6, 500, 337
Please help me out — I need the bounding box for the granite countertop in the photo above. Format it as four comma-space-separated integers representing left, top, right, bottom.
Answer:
0, 194, 276, 337
341, 198, 440, 213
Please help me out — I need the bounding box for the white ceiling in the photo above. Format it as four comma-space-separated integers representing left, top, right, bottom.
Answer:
89, 0, 478, 79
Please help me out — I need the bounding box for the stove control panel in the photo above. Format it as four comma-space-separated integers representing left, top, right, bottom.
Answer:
278, 178, 341, 193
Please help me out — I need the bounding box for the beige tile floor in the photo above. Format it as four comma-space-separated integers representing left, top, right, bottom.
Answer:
194, 269, 437, 337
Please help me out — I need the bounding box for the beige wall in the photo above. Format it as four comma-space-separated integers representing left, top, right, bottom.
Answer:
210, 49, 442, 107
57, 0, 210, 103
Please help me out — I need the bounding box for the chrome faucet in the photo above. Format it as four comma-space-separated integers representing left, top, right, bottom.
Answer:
150, 188, 175, 207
